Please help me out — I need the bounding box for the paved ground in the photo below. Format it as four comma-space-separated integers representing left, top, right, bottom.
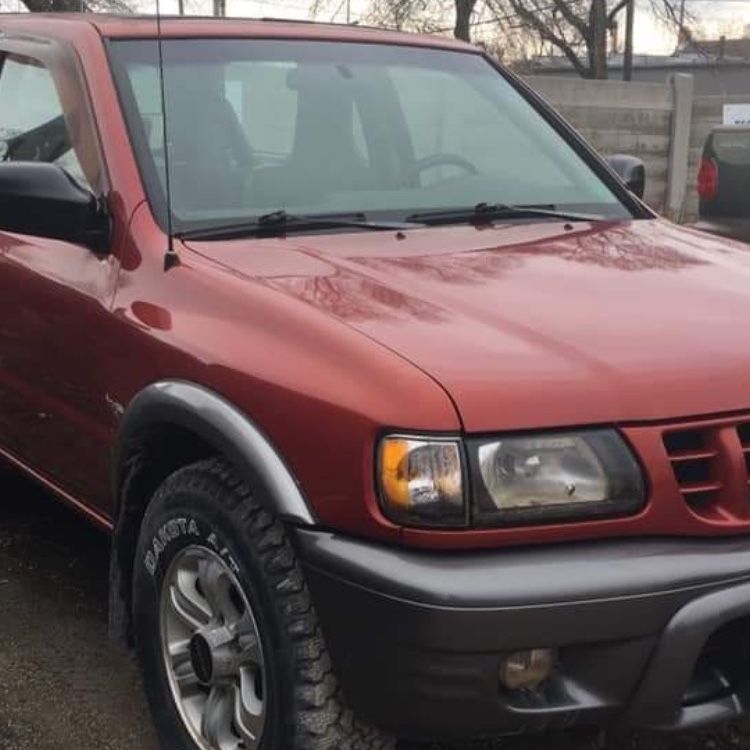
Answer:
1, 463, 749, 750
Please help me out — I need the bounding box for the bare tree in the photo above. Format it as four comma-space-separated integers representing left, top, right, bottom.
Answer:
333, 0, 435, 31
487, 0, 692, 78
349, 0, 628, 68
312, 0, 693, 76
454, 0, 480, 40
484, 0, 625, 78
359, 0, 481, 40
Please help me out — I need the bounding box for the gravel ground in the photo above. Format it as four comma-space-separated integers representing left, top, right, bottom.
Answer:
0, 464, 749, 750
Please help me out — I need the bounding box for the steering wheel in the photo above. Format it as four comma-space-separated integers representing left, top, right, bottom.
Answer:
405, 153, 479, 184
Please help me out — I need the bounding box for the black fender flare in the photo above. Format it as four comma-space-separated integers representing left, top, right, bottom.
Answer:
108, 380, 314, 645
114, 379, 315, 525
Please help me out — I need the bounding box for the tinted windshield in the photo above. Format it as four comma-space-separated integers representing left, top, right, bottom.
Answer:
110, 39, 632, 232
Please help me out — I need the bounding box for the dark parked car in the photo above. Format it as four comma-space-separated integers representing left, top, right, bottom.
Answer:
696, 125, 750, 242
7, 13, 750, 750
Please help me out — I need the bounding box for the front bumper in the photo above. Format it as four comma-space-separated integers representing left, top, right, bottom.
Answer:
295, 530, 750, 741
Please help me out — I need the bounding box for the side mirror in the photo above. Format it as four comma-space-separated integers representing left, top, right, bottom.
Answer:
606, 154, 646, 200
0, 162, 110, 251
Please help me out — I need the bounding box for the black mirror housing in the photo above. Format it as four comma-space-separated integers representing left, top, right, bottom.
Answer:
0, 162, 110, 251
606, 154, 646, 200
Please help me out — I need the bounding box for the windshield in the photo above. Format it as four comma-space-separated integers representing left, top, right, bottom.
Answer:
109, 39, 633, 233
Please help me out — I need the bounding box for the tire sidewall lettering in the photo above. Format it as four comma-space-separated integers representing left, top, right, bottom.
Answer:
143, 516, 240, 579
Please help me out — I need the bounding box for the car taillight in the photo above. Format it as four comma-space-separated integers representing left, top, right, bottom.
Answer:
698, 157, 719, 202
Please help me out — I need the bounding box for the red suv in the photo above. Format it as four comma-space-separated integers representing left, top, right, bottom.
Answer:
2, 14, 750, 750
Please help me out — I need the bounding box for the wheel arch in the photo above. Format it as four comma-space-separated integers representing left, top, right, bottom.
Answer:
108, 379, 315, 646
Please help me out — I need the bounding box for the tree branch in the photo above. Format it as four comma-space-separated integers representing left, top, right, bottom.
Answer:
607, 0, 628, 24
548, 0, 589, 40
505, 0, 590, 75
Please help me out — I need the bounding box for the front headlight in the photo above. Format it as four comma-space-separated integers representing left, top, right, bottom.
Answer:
376, 430, 644, 529
378, 436, 466, 527
469, 430, 645, 526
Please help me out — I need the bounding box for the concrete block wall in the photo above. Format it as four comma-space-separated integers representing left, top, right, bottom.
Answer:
525, 76, 673, 212
525, 74, 748, 222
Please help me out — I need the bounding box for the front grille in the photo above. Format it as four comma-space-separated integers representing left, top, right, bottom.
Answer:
664, 419, 750, 518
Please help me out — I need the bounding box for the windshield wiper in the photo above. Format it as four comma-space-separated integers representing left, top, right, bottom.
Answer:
179, 210, 422, 241
406, 202, 605, 225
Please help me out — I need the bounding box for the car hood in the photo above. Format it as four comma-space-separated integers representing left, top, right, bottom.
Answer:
186, 218, 750, 432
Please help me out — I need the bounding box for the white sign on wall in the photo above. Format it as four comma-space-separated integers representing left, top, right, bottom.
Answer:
724, 104, 750, 126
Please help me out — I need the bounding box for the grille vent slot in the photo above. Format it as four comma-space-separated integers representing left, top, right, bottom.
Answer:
663, 428, 720, 509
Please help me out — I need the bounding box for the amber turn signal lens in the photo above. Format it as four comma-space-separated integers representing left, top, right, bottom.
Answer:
378, 437, 465, 527
380, 438, 413, 509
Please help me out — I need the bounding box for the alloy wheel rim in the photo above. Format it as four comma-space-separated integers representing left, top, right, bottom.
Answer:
160, 545, 266, 750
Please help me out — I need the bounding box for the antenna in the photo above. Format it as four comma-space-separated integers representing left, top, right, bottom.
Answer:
155, 0, 180, 271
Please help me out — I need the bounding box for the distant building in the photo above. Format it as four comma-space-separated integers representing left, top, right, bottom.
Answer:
521, 36, 750, 95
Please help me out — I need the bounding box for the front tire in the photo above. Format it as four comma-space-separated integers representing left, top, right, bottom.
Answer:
132, 457, 394, 750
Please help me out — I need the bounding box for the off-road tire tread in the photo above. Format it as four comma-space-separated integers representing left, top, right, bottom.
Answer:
150, 457, 395, 750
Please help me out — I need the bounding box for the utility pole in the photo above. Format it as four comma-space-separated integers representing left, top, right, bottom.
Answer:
346, 0, 351, 23
623, 0, 635, 81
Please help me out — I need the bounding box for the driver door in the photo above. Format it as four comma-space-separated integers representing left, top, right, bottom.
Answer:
0, 46, 119, 515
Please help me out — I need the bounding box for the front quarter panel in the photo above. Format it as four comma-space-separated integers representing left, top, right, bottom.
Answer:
108, 205, 461, 541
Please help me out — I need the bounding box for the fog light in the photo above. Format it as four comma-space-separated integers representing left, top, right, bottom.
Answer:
499, 649, 554, 691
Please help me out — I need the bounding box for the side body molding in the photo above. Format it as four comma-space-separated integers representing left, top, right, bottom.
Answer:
115, 380, 315, 525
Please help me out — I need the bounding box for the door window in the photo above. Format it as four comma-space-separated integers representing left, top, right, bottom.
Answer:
0, 54, 89, 188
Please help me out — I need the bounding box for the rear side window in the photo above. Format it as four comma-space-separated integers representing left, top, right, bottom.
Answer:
713, 131, 750, 166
